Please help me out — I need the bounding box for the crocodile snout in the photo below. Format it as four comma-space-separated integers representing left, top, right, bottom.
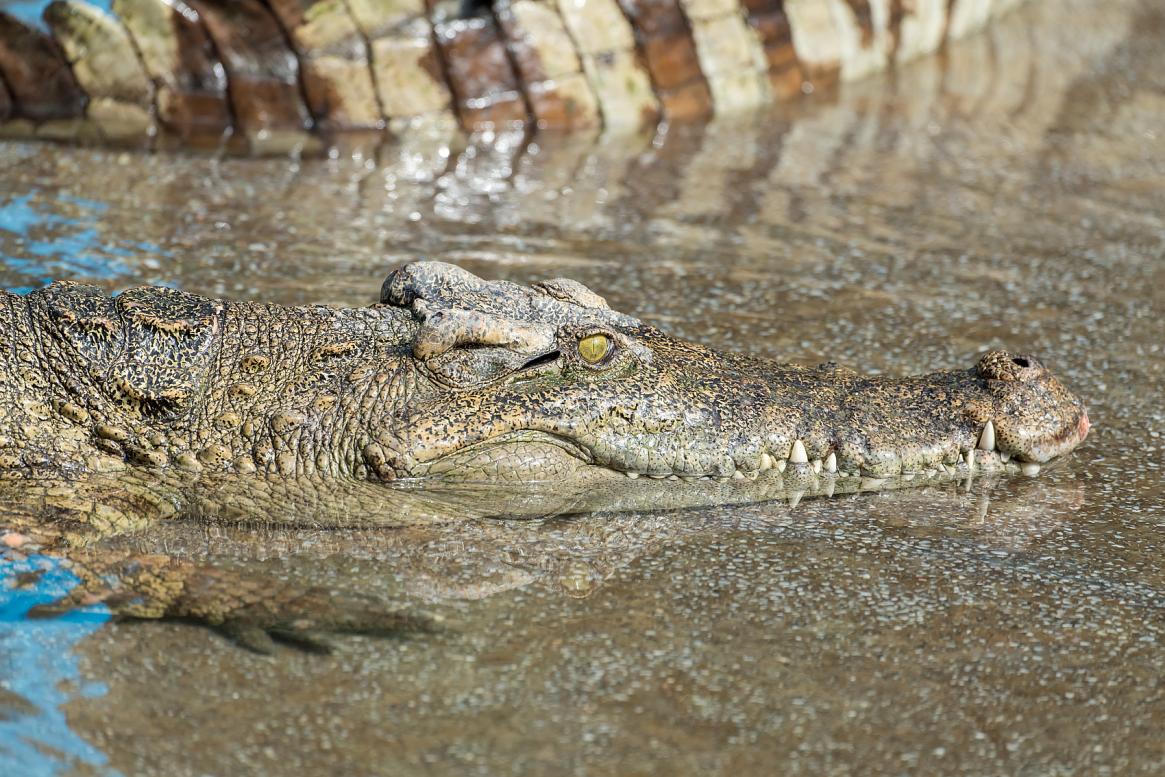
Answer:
977, 350, 1047, 382
974, 349, 1090, 468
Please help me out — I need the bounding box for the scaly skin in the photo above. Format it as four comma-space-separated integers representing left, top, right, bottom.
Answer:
0, 261, 1090, 648
1, 261, 1090, 487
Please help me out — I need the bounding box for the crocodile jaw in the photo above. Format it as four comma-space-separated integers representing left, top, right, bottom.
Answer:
394, 342, 1090, 484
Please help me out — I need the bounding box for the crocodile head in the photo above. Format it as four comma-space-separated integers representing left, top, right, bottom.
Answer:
367, 262, 1089, 485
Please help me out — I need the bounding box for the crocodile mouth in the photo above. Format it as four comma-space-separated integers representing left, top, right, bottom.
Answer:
607, 424, 1089, 485
1013, 407, 1092, 463
414, 406, 1091, 485
418, 431, 605, 483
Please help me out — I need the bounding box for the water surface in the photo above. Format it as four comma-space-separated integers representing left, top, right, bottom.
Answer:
1, 0, 1162, 773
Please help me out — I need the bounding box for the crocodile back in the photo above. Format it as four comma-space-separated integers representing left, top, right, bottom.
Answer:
30, 282, 223, 420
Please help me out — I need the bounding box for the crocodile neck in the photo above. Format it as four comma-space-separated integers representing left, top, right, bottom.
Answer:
13, 286, 420, 478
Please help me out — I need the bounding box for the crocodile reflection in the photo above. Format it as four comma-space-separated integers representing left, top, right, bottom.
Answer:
0, 260, 1089, 649
95, 476, 1088, 611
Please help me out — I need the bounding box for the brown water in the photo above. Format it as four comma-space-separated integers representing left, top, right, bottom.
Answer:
1, 0, 1163, 773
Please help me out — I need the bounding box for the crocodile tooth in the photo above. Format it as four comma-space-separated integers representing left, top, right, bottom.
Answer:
824, 452, 837, 473
788, 490, 803, 509
1021, 462, 1041, 476
966, 449, 975, 469
759, 452, 774, 471
811, 459, 822, 474
1000, 451, 1011, 463
776, 460, 787, 473
789, 439, 808, 464
732, 470, 745, 480
977, 421, 996, 452
625, 471, 639, 479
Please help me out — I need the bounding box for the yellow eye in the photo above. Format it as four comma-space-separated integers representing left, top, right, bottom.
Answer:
578, 333, 612, 365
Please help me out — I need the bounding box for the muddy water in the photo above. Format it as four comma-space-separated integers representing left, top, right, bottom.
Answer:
1, 0, 1163, 773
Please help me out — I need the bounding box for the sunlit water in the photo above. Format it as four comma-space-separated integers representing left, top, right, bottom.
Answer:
1, 0, 1162, 773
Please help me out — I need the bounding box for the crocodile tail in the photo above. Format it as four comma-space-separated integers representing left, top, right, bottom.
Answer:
0, 0, 1025, 151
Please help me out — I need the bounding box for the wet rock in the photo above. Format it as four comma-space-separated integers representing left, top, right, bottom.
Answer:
346, 0, 456, 127
494, 0, 600, 130
843, 0, 875, 45
0, 12, 87, 123
555, 0, 659, 129
617, 0, 713, 121
679, 0, 771, 113
948, 0, 994, 39
44, 1, 155, 144
782, 0, 842, 88
186, 0, 317, 153
112, 0, 232, 146
888, 0, 944, 65
264, 0, 384, 131
431, 1, 529, 131
826, 0, 891, 82
522, 73, 601, 130
0, 74, 10, 121
740, 0, 804, 98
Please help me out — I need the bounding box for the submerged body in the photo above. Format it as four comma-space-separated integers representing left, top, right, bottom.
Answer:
0, 262, 1089, 647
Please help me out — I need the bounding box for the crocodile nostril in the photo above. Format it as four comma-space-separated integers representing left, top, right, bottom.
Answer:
976, 350, 1042, 382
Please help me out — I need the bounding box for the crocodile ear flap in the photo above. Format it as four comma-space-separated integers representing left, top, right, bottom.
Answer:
412, 303, 555, 360
383, 262, 610, 313
412, 304, 557, 386
531, 278, 610, 310
381, 261, 484, 307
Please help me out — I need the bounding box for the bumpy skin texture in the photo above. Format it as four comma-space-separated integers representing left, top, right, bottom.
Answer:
0, 262, 1089, 647
0, 0, 1028, 147
377, 263, 1090, 481
1, 262, 1090, 489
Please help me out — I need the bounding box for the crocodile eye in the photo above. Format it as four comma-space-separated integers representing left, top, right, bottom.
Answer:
578, 333, 612, 365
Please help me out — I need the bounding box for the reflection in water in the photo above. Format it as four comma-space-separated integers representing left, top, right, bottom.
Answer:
0, 0, 1161, 773
0, 190, 171, 293
0, 555, 112, 776
107, 475, 1092, 609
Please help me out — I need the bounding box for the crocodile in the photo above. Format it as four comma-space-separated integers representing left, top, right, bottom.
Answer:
0, 0, 1028, 152
0, 261, 1089, 647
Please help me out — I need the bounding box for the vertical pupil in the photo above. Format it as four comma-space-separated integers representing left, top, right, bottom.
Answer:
581, 335, 608, 362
